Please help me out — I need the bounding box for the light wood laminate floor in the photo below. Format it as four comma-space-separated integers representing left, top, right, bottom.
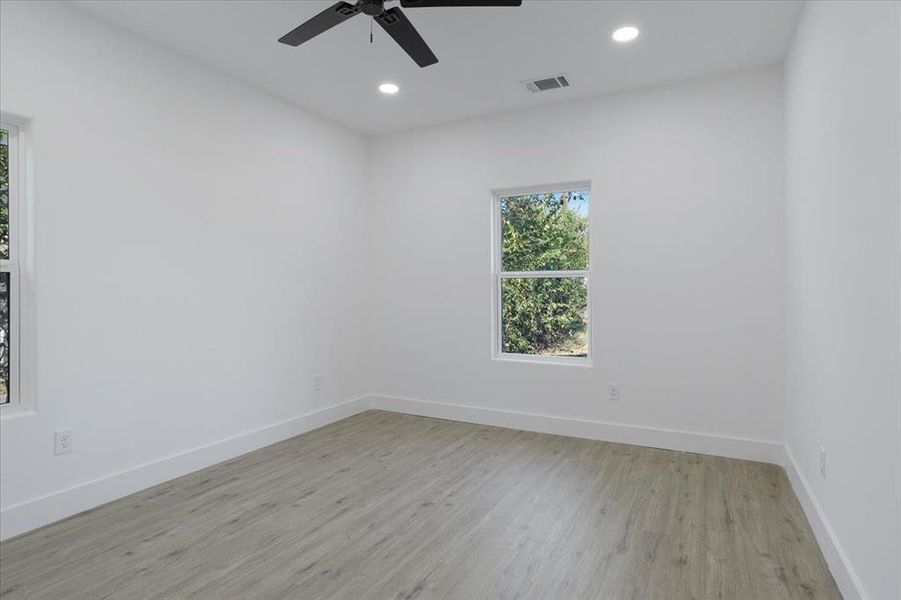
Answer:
0, 411, 840, 600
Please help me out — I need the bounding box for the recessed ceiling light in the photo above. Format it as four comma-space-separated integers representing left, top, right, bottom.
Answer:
612, 26, 640, 43
379, 82, 400, 95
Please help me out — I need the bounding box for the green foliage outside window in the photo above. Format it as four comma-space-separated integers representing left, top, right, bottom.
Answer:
0, 128, 8, 403
500, 191, 589, 356
0, 129, 8, 260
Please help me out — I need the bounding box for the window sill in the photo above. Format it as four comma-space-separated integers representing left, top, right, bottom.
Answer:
493, 354, 593, 368
0, 406, 37, 421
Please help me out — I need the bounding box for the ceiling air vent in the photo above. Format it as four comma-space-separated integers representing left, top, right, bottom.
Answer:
525, 74, 571, 93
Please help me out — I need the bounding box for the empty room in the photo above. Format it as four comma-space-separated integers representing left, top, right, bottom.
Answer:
0, 0, 898, 599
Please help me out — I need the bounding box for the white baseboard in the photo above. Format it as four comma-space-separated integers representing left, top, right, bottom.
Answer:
0, 396, 370, 541
781, 445, 867, 600
368, 394, 785, 464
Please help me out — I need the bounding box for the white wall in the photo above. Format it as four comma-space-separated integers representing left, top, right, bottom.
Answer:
784, 2, 901, 599
0, 1, 370, 538
368, 67, 786, 445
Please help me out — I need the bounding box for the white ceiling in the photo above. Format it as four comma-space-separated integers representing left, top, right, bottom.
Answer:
72, 0, 802, 135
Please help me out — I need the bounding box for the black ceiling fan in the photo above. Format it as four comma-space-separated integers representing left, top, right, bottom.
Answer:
278, 0, 523, 68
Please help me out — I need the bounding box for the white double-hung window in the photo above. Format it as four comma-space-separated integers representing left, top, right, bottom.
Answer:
0, 121, 21, 406
493, 183, 591, 364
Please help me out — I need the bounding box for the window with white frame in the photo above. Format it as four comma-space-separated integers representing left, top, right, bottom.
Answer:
0, 122, 19, 405
493, 185, 590, 362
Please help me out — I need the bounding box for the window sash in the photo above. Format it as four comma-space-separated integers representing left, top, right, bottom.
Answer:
2, 122, 18, 266
494, 274, 591, 362
0, 265, 18, 405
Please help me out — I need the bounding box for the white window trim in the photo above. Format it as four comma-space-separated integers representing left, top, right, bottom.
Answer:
1, 116, 35, 417
491, 182, 592, 366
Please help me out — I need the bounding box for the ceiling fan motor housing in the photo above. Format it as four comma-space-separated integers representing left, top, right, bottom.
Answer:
359, 0, 385, 17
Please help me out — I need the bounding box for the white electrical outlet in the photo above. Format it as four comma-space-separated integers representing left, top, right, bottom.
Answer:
818, 446, 827, 478
608, 383, 621, 402
312, 375, 322, 392
54, 429, 73, 455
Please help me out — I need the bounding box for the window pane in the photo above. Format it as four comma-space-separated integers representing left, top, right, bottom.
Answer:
500, 190, 588, 272
501, 277, 588, 357
0, 128, 8, 260
0, 271, 9, 404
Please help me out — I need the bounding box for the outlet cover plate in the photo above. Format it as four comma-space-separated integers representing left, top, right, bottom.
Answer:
608, 383, 621, 402
54, 429, 73, 455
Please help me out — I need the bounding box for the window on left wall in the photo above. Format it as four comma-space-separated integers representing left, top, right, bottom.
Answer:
0, 122, 19, 406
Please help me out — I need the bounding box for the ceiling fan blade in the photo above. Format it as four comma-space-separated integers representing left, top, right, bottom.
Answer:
278, 1, 360, 47
400, 0, 522, 7
375, 7, 439, 68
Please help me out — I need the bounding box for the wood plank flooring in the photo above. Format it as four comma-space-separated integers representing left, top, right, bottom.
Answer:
0, 410, 841, 600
